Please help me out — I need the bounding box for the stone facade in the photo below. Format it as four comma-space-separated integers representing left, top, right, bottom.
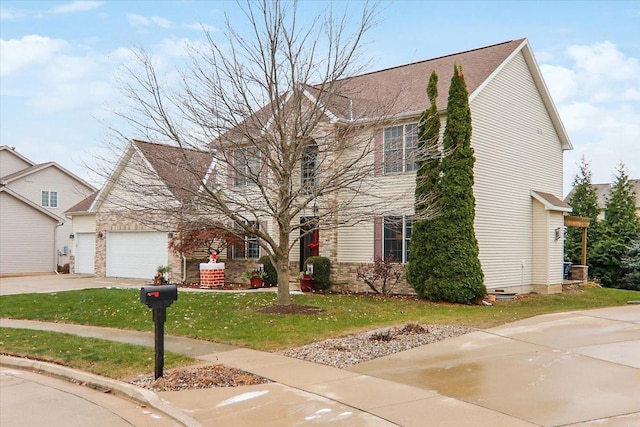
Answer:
330, 261, 416, 295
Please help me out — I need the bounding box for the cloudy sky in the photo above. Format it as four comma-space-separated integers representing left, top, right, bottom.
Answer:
1, 1, 638, 195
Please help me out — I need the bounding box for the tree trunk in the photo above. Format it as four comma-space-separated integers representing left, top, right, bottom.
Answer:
276, 253, 291, 306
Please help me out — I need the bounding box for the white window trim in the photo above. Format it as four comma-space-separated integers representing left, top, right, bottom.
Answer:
383, 123, 417, 174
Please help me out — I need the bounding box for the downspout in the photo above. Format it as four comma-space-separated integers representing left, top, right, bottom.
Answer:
182, 253, 187, 283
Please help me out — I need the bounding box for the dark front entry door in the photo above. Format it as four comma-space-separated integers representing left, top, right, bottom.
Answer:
300, 216, 319, 271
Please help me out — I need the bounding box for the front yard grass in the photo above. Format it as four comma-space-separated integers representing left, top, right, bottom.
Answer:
0, 327, 196, 379
1, 286, 637, 351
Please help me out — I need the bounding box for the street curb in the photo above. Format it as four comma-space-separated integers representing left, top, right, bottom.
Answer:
0, 355, 202, 427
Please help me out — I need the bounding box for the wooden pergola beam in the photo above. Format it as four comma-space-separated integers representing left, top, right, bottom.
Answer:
565, 216, 591, 266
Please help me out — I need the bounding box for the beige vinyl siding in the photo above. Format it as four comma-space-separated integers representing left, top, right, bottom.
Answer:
335, 123, 419, 263
0, 192, 58, 274
532, 203, 565, 286
470, 51, 564, 290
101, 152, 177, 212
0, 152, 32, 176
5, 166, 94, 263
71, 214, 96, 234
531, 200, 548, 285
337, 221, 376, 263
549, 211, 565, 285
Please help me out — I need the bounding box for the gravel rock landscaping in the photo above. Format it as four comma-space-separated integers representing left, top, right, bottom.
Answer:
280, 323, 475, 368
129, 323, 474, 391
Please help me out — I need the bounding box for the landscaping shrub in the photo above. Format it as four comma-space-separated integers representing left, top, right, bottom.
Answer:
305, 256, 331, 290
258, 255, 278, 286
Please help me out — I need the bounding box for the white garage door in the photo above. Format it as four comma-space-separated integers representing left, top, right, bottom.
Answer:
106, 232, 168, 279
75, 233, 96, 274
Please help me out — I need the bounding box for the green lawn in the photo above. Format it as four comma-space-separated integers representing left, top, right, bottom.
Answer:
1, 286, 637, 351
0, 327, 196, 379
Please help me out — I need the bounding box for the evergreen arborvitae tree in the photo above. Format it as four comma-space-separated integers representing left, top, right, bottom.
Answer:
420, 64, 485, 304
591, 164, 640, 287
620, 239, 640, 291
565, 157, 600, 266
407, 71, 440, 297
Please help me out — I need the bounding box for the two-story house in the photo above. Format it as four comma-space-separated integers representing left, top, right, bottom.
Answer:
76, 38, 573, 294
0, 146, 96, 275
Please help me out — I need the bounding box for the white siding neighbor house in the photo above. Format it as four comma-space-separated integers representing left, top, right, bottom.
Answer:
0, 146, 96, 275
81, 38, 572, 294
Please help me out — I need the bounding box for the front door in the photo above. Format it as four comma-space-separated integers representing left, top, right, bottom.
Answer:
299, 216, 319, 271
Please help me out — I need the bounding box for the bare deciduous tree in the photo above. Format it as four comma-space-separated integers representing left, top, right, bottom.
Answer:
101, 0, 440, 305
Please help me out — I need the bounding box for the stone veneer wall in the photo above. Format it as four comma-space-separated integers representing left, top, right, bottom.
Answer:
330, 262, 416, 295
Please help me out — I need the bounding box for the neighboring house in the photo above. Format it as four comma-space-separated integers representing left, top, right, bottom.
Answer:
564, 180, 640, 220
0, 146, 96, 275
82, 38, 572, 294
594, 180, 639, 219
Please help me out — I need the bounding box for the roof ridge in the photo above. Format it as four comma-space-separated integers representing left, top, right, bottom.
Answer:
133, 138, 209, 155
339, 39, 522, 82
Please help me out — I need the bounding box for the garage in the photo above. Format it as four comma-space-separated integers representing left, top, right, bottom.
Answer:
106, 231, 168, 279
74, 233, 96, 274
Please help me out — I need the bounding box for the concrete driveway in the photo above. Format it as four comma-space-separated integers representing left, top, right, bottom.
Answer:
0, 274, 147, 295
347, 306, 640, 426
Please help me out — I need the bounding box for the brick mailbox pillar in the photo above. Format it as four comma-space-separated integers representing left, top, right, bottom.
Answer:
199, 262, 225, 288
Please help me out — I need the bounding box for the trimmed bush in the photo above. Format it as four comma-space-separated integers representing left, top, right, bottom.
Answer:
305, 256, 331, 290
258, 255, 278, 286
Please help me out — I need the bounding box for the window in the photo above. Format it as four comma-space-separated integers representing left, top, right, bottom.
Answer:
233, 147, 261, 186
41, 191, 58, 208
384, 123, 418, 173
232, 221, 260, 259
383, 216, 413, 263
301, 140, 319, 193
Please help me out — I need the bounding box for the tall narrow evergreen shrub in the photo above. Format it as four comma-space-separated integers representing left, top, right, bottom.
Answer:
407, 71, 440, 297
419, 64, 485, 304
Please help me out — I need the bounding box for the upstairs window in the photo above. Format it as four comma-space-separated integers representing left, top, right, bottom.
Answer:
301, 140, 319, 193
233, 147, 261, 186
41, 191, 58, 208
384, 123, 418, 174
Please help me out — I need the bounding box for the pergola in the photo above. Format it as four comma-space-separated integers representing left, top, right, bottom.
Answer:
564, 215, 591, 265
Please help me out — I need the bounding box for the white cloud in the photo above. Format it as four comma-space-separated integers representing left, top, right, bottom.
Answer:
127, 14, 172, 29
0, 35, 69, 76
539, 64, 576, 103
542, 42, 640, 193
185, 22, 216, 32
28, 80, 112, 112
50, 1, 103, 14
151, 16, 172, 28
160, 38, 191, 57
0, 7, 19, 20
127, 13, 150, 27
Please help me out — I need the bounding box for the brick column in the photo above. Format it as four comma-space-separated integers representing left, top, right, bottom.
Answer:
199, 262, 225, 288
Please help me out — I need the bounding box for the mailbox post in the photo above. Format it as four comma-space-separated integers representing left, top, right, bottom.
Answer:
140, 285, 178, 379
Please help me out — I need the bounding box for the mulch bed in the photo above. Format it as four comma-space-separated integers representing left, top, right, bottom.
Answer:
130, 364, 269, 392
178, 282, 274, 291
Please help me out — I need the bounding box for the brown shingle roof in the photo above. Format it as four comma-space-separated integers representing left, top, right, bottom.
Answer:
316, 38, 526, 121
133, 140, 213, 202
65, 191, 98, 214
532, 190, 572, 212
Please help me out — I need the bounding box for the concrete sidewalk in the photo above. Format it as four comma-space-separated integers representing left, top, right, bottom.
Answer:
2, 305, 639, 426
